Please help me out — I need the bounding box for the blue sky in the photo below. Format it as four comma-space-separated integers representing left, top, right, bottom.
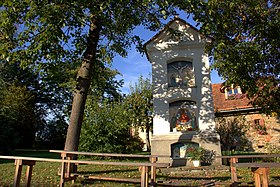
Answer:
112, 15, 223, 94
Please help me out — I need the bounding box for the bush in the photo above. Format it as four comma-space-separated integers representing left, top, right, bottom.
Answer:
79, 100, 143, 154
215, 116, 251, 151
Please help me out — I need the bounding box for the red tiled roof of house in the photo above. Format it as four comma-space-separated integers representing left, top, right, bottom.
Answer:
212, 83, 254, 112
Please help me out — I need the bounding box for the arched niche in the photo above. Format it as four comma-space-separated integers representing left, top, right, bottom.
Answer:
171, 142, 199, 158
167, 61, 195, 88
169, 100, 198, 132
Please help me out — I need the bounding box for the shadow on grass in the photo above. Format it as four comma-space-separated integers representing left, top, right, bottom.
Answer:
77, 168, 138, 175
157, 174, 231, 182
81, 179, 141, 187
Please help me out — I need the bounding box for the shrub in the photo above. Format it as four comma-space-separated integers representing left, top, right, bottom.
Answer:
79, 99, 143, 154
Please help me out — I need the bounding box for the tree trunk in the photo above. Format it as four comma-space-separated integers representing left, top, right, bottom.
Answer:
64, 15, 101, 151
145, 125, 151, 152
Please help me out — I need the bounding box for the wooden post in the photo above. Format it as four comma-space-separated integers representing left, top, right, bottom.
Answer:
230, 157, 238, 187
252, 167, 269, 187
13, 159, 23, 187
261, 168, 269, 187
140, 166, 148, 187
252, 168, 261, 187
150, 156, 157, 186
24, 160, 36, 187
59, 160, 66, 187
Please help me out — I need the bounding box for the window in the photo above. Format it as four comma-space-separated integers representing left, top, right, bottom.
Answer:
252, 119, 267, 135
225, 86, 245, 100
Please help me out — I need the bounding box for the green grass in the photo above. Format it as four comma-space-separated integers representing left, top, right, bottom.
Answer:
0, 150, 280, 186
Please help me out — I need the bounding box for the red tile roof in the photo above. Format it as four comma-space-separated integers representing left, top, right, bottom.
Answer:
212, 83, 254, 112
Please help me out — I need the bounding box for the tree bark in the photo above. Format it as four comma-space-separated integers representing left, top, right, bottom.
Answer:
145, 125, 151, 152
64, 15, 101, 151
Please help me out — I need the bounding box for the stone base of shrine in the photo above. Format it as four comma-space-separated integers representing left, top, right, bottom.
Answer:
151, 131, 222, 167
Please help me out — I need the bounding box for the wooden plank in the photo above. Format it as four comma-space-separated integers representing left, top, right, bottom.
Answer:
234, 163, 280, 168
50, 150, 153, 158
50, 150, 170, 158
217, 154, 280, 159
0, 156, 169, 167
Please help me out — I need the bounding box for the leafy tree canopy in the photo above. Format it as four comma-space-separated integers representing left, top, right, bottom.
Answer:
176, 0, 280, 114
1, 0, 179, 151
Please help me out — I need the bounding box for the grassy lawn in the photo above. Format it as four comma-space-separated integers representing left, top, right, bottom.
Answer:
0, 150, 280, 186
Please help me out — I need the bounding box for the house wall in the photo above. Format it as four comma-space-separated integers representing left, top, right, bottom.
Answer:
246, 113, 280, 152
215, 113, 280, 153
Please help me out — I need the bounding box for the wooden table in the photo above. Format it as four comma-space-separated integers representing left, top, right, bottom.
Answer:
0, 155, 169, 187
217, 154, 280, 187
49, 150, 170, 186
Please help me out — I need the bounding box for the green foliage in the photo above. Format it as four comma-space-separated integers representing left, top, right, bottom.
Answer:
125, 75, 153, 150
79, 99, 143, 154
0, 82, 37, 151
186, 146, 206, 161
35, 118, 68, 150
1, 0, 181, 151
176, 0, 280, 114
215, 116, 251, 151
126, 76, 153, 129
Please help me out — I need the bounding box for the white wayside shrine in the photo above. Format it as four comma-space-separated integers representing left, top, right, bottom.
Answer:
144, 17, 221, 166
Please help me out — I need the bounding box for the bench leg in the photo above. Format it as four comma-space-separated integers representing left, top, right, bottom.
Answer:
60, 162, 66, 187
140, 166, 149, 187
252, 167, 269, 187
254, 171, 261, 187
230, 158, 238, 187
13, 159, 23, 187
24, 161, 36, 187
262, 168, 269, 187
150, 157, 157, 187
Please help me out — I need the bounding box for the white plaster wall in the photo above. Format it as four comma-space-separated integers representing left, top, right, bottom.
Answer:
146, 19, 216, 135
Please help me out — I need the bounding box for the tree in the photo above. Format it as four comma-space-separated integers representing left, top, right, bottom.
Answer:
0, 57, 73, 150
0, 82, 37, 150
176, 0, 280, 114
126, 76, 153, 151
1, 1, 179, 151
215, 116, 251, 151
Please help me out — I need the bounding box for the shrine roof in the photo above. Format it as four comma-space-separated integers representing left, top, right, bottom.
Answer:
144, 17, 205, 47
144, 17, 211, 62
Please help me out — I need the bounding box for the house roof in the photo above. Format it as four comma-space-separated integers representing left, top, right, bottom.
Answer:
212, 83, 256, 113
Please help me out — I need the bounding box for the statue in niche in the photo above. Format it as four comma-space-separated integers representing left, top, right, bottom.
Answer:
171, 64, 188, 86
175, 108, 197, 132
170, 74, 177, 86
167, 61, 194, 87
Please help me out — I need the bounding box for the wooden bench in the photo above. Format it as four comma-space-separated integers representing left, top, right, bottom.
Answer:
217, 154, 280, 187
0, 155, 169, 187
49, 150, 169, 186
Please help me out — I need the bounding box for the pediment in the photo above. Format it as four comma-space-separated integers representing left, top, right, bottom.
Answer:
145, 18, 211, 49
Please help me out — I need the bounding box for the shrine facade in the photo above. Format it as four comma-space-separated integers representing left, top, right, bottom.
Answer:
144, 17, 221, 166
